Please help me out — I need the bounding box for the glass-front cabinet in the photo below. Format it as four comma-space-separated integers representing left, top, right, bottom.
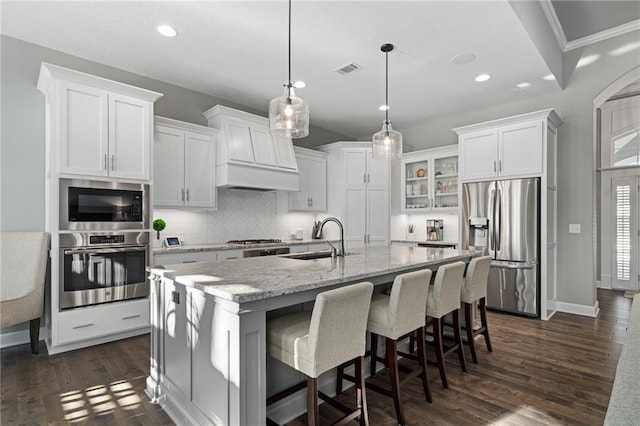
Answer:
401, 146, 459, 212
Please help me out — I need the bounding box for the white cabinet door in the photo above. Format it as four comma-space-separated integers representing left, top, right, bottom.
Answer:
108, 93, 151, 180
185, 131, 216, 208
272, 135, 298, 170
366, 151, 389, 245
217, 250, 242, 260
289, 154, 310, 211
154, 125, 185, 206
59, 81, 109, 176
460, 130, 498, 181
225, 120, 255, 163
250, 126, 277, 167
499, 121, 543, 177
308, 156, 327, 211
343, 149, 368, 248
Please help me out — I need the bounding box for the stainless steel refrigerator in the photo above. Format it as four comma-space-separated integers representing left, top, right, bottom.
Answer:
462, 178, 539, 317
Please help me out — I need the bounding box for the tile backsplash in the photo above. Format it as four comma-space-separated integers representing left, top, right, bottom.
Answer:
152, 189, 321, 247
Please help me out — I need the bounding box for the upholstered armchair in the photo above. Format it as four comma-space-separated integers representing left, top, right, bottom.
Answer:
0, 232, 50, 354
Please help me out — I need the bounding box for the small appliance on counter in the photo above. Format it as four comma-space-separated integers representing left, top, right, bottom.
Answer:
426, 219, 443, 241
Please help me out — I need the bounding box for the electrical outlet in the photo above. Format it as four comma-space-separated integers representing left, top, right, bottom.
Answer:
569, 224, 581, 234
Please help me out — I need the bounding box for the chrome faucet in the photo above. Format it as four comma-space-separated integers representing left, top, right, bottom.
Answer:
315, 217, 346, 257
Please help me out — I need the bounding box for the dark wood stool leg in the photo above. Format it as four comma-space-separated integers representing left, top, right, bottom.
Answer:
336, 363, 344, 396
452, 310, 468, 373
370, 332, 378, 377
409, 332, 415, 354
307, 376, 319, 426
432, 317, 448, 389
29, 318, 40, 355
464, 303, 478, 363
355, 355, 369, 426
416, 326, 432, 403
479, 297, 493, 352
386, 337, 405, 425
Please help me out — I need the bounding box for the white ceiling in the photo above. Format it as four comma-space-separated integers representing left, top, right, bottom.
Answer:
0, 1, 632, 140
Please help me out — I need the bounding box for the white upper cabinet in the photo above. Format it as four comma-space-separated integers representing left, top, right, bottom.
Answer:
203, 105, 299, 191
289, 147, 327, 212
154, 117, 218, 209
455, 110, 559, 182
37, 63, 161, 181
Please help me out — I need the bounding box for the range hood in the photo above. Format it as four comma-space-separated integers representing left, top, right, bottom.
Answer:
204, 105, 299, 192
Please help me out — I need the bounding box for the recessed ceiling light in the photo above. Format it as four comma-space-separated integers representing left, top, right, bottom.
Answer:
379, 104, 390, 111
451, 53, 476, 65
475, 74, 491, 82
293, 81, 306, 88
543, 74, 556, 81
516, 82, 531, 88
157, 25, 178, 38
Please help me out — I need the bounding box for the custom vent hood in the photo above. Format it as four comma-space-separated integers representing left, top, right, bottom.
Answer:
203, 105, 299, 191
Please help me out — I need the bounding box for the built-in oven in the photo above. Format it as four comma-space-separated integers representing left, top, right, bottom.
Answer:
60, 179, 148, 230
59, 232, 149, 310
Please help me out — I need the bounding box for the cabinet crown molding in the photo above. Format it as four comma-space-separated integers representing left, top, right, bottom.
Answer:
155, 116, 218, 136
452, 108, 562, 135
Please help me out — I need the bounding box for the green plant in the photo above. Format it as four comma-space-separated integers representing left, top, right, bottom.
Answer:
407, 223, 415, 233
153, 218, 166, 239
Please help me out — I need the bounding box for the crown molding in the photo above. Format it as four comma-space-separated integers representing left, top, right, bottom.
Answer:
565, 19, 640, 51
539, 0, 567, 50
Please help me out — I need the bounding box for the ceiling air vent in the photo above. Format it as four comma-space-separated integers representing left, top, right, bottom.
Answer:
335, 62, 363, 76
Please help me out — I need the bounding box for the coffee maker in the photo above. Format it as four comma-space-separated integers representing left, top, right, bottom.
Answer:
426, 219, 443, 241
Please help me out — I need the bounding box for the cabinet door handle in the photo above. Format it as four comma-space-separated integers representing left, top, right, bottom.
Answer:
499, 160, 502, 172
309, 197, 313, 207
186, 189, 190, 201
104, 154, 108, 170
122, 314, 141, 320
110, 155, 115, 171
493, 160, 497, 172
73, 323, 94, 330
181, 189, 185, 201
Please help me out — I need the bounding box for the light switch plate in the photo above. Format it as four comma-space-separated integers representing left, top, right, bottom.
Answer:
569, 224, 581, 234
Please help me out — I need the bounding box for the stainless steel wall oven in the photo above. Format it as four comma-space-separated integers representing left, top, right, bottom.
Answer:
59, 232, 149, 310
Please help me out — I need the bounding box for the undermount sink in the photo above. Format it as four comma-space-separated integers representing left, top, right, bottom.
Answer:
280, 251, 352, 260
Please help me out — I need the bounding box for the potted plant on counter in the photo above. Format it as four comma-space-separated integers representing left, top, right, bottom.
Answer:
407, 223, 416, 241
153, 218, 166, 240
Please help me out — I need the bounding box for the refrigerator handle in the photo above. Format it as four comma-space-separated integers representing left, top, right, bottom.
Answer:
495, 187, 501, 252
489, 185, 495, 251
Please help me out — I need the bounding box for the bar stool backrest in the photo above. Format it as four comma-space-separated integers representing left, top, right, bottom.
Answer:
427, 261, 466, 318
461, 256, 492, 304
308, 281, 374, 377
388, 269, 432, 339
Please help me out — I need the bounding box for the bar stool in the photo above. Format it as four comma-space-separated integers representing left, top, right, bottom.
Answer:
460, 255, 493, 363
336, 270, 433, 426
425, 261, 467, 389
266, 281, 374, 425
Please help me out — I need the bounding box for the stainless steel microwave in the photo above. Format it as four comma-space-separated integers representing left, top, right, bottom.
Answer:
60, 179, 149, 230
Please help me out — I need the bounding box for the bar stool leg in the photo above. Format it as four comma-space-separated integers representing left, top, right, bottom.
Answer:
370, 332, 378, 377
479, 297, 493, 352
386, 337, 404, 425
355, 355, 369, 426
307, 377, 319, 425
464, 302, 478, 364
452, 309, 468, 373
416, 326, 432, 403
432, 317, 448, 389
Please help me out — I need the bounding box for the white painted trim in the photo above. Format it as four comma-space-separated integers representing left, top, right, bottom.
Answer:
46, 327, 149, 355
555, 300, 600, 317
539, 0, 568, 51
565, 19, 640, 52
598, 278, 613, 289
594, 66, 640, 108
155, 116, 218, 136
0, 327, 46, 349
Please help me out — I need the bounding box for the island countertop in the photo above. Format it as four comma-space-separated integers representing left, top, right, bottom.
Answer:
148, 245, 478, 304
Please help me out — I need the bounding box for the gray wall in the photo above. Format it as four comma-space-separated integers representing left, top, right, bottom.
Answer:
388, 30, 640, 309
0, 35, 350, 231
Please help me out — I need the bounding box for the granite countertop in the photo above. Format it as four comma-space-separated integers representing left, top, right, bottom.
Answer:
152, 239, 338, 254
148, 245, 478, 304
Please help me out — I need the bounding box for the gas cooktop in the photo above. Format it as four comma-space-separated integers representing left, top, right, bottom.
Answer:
226, 239, 282, 245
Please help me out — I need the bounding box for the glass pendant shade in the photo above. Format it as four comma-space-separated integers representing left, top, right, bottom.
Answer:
269, 83, 309, 138
373, 120, 402, 159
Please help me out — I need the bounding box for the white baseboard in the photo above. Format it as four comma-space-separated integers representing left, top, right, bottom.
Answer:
597, 278, 612, 289
0, 327, 46, 349
555, 300, 600, 317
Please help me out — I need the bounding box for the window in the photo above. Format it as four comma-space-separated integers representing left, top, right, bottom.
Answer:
615, 184, 631, 281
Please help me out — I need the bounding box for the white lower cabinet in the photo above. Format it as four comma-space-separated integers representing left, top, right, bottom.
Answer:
154, 249, 243, 265
154, 117, 218, 208
57, 298, 149, 345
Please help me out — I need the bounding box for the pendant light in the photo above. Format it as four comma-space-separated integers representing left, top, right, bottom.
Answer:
269, 0, 309, 138
372, 43, 402, 159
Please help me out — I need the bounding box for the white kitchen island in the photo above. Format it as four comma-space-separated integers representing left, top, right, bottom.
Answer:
146, 245, 477, 426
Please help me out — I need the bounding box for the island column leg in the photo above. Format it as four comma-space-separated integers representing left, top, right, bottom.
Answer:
145, 271, 165, 403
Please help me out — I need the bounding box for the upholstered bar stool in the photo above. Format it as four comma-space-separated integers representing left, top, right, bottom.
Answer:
266, 281, 374, 425
336, 270, 433, 426
425, 261, 467, 389
460, 255, 493, 363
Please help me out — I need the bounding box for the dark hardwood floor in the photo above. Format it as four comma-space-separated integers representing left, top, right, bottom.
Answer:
1, 289, 632, 425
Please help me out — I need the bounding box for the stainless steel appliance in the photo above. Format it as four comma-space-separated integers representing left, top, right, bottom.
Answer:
462, 178, 539, 317
59, 232, 149, 309
60, 179, 149, 230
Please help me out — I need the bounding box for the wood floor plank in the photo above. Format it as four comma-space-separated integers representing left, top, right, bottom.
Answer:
0, 289, 632, 425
